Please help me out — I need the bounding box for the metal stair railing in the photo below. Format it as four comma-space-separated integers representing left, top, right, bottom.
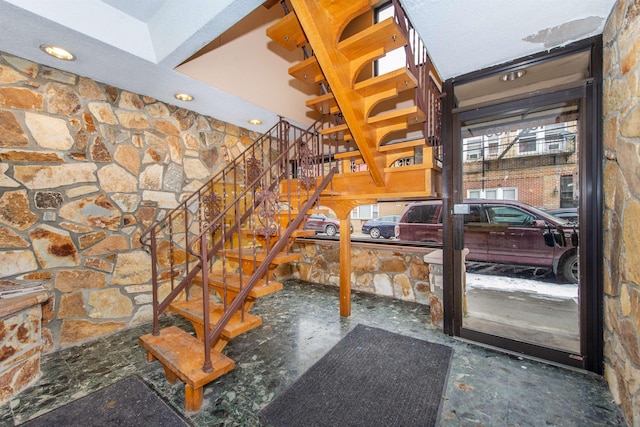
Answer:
392, 0, 443, 160
195, 168, 337, 372
187, 119, 340, 372
140, 119, 287, 335
140, 117, 341, 371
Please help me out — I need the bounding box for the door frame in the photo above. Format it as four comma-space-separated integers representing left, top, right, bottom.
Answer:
441, 36, 603, 373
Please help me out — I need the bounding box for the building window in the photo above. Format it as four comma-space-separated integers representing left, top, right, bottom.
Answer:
560, 176, 574, 208
518, 135, 537, 153
467, 187, 517, 200
352, 204, 379, 219
465, 137, 482, 161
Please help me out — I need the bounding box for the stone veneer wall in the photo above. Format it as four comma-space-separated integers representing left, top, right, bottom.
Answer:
0, 51, 260, 352
602, 0, 640, 425
289, 240, 438, 304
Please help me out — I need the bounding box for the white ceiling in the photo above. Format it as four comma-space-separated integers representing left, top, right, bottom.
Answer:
0, 0, 616, 131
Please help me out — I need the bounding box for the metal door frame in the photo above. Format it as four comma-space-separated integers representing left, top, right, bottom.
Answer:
441, 36, 603, 373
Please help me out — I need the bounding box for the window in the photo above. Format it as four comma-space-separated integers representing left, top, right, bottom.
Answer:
405, 204, 438, 224
467, 187, 517, 200
352, 204, 379, 219
518, 136, 537, 153
560, 175, 574, 208
463, 205, 486, 224
544, 122, 572, 151
485, 205, 535, 226
465, 137, 482, 161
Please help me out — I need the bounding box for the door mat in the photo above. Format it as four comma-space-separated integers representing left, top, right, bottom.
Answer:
21, 375, 190, 427
259, 324, 453, 427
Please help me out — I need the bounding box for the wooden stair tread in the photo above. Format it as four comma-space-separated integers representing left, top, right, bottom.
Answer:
321, 123, 347, 134
293, 229, 316, 238
306, 92, 338, 114
378, 138, 426, 152
320, 123, 351, 141
223, 248, 300, 264
354, 68, 418, 97
334, 150, 362, 160
368, 106, 426, 128
289, 56, 325, 84
338, 17, 407, 61
169, 299, 262, 338
139, 326, 234, 389
335, 140, 425, 159
320, 123, 352, 141
204, 272, 284, 298
266, 12, 306, 51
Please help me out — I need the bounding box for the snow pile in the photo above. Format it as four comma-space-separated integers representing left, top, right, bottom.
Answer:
466, 273, 578, 301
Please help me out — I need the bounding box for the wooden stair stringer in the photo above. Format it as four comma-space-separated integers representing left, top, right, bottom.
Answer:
290, 0, 385, 186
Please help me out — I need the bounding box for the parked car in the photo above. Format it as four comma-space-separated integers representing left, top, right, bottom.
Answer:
361, 215, 400, 239
304, 213, 352, 236
546, 207, 578, 223
395, 199, 578, 283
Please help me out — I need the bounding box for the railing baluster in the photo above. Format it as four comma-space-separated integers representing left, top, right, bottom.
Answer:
150, 231, 159, 335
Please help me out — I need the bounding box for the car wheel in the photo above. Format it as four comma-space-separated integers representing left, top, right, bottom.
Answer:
560, 253, 578, 284
369, 227, 381, 239
325, 224, 337, 236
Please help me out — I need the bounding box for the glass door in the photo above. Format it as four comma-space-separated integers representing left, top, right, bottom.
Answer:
452, 88, 587, 368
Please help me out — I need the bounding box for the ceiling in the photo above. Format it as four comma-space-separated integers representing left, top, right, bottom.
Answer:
0, 0, 616, 131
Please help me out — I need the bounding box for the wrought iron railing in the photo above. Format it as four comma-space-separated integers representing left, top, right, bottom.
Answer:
140, 118, 340, 371
393, 0, 443, 153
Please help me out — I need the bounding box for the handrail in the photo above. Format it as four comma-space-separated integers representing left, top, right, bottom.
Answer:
392, 0, 442, 153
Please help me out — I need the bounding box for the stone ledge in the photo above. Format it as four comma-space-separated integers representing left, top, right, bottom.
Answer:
0, 290, 51, 318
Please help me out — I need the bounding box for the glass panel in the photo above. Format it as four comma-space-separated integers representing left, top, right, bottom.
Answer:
460, 100, 580, 354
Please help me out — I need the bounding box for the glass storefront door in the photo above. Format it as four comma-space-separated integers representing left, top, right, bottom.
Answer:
452, 89, 588, 368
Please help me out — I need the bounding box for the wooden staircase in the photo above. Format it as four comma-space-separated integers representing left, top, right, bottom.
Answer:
267, 0, 443, 201
138, 0, 443, 414
139, 120, 339, 412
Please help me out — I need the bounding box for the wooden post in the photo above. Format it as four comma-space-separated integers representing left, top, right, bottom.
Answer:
339, 217, 351, 317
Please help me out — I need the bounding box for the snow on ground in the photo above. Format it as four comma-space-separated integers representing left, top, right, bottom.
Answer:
466, 272, 578, 301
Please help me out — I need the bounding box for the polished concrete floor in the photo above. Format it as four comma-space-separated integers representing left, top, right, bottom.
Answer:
0, 279, 628, 426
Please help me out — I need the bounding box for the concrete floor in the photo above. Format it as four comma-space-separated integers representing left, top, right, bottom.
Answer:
0, 279, 628, 426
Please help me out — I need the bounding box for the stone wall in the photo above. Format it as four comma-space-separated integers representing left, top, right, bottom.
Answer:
602, 0, 640, 425
0, 52, 258, 351
289, 240, 438, 304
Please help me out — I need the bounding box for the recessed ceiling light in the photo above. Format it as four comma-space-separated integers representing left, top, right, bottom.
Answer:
40, 44, 75, 61
248, 119, 262, 125
500, 69, 526, 82
174, 93, 194, 102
